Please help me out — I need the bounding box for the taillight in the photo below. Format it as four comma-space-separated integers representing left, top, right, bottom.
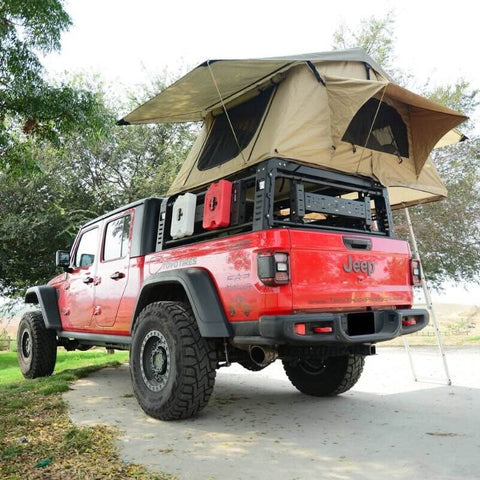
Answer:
257, 252, 290, 285
411, 259, 422, 285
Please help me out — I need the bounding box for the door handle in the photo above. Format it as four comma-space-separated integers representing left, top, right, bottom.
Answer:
343, 236, 372, 250
83, 276, 94, 284
110, 271, 125, 280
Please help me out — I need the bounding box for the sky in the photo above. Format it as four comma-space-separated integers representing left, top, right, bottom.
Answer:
41, 0, 480, 305
44, 0, 480, 99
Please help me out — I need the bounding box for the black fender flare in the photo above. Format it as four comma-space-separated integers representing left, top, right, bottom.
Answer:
25, 285, 62, 330
132, 268, 233, 338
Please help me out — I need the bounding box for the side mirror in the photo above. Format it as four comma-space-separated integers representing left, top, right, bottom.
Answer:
56, 250, 71, 271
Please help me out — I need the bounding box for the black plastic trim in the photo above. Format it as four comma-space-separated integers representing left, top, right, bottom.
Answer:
306, 61, 326, 86
57, 331, 131, 346
132, 268, 233, 338
343, 236, 372, 250
364, 62, 371, 80
25, 286, 62, 330
230, 309, 429, 346
130, 198, 163, 257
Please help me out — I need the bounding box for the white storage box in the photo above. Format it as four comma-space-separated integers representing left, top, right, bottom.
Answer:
170, 193, 197, 239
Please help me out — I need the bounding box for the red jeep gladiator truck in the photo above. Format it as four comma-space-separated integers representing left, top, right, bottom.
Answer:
17, 158, 428, 420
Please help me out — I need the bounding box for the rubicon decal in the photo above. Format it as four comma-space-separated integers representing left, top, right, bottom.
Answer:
343, 255, 375, 275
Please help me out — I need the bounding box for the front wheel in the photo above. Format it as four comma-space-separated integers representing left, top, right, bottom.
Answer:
130, 302, 217, 420
283, 354, 365, 396
17, 311, 57, 379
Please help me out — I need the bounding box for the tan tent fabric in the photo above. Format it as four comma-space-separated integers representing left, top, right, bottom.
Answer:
382, 83, 468, 173
434, 128, 467, 149
121, 61, 294, 124
118, 48, 390, 125
325, 75, 387, 147
118, 49, 467, 208
167, 66, 465, 206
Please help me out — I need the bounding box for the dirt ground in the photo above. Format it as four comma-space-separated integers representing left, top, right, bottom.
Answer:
64, 346, 480, 480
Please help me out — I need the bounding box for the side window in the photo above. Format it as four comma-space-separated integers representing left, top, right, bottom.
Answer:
103, 215, 131, 262
74, 227, 99, 268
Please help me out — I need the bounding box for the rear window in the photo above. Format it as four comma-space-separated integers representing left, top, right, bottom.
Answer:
103, 215, 131, 261
197, 87, 274, 171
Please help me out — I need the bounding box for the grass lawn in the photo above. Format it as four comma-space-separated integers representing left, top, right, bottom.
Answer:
0, 350, 174, 479
0, 350, 131, 385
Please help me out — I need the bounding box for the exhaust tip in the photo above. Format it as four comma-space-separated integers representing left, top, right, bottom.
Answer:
249, 345, 278, 367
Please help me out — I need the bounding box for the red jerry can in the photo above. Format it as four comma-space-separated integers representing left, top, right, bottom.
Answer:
203, 180, 233, 230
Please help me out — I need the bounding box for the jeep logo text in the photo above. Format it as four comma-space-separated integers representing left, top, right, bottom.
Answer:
343, 255, 375, 276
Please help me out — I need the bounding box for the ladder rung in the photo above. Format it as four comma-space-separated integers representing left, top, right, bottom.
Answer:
414, 377, 452, 386
404, 206, 451, 386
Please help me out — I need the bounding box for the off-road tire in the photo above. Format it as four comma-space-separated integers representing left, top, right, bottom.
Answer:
17, 311, 57, 379
283, 354, 365, 396
130, 301, 217, 420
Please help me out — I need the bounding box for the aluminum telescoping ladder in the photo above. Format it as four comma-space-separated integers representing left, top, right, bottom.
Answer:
402, 207, 452, 386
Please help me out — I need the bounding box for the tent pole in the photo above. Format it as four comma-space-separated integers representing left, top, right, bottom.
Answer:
404, 207, 452, 385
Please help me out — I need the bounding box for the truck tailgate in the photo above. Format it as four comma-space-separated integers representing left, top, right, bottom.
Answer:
289, 229, 412, 311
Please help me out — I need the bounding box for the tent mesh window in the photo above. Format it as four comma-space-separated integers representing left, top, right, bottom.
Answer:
197, 87, 274, 171
342, 98, 409, 158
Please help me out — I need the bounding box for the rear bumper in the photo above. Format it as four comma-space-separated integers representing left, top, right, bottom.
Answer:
232, 309, 429, 346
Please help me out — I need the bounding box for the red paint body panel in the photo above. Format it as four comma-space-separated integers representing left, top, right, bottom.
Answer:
288, 230, 412, 311
146, 229, 293, 323
51, 221, 413, 336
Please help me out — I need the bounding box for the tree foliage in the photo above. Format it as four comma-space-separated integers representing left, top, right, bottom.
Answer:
333, 13, 480, 288
0, 0, 108, 175
395, 140, 480, 287
332, 13, 396, 72
0, 173, 70, 294
0, 77, 195, 295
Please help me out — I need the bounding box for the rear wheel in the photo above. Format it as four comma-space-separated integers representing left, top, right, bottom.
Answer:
283, 354, 365, 396
17, 311, 57, 379
130, 301, 217, 420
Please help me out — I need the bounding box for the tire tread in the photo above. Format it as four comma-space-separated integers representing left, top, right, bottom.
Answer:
17, 311, 57, 379
283, 354, 364, 397
130, 301, 217, 420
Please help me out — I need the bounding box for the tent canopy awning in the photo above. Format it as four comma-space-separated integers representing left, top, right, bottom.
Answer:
118, 48, 390, 125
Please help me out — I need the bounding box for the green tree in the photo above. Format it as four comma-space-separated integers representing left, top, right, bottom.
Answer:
39, 76, 196, 214
333, 14, 480, 288
0, 174, 71, 294
0, 76, 195, 295
0, 0, 108, 175
332, 13, 396, 73
396, 139, 480, 287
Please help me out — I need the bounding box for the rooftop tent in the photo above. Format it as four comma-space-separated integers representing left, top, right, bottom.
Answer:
118, 49, 467, 207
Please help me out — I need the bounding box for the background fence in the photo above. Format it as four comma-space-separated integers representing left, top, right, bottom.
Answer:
0, 336, 15, 351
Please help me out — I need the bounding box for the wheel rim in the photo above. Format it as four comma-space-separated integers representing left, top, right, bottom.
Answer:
298, 359, 328, 376
21, 330, 31, 359
140, 330, 171, 392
